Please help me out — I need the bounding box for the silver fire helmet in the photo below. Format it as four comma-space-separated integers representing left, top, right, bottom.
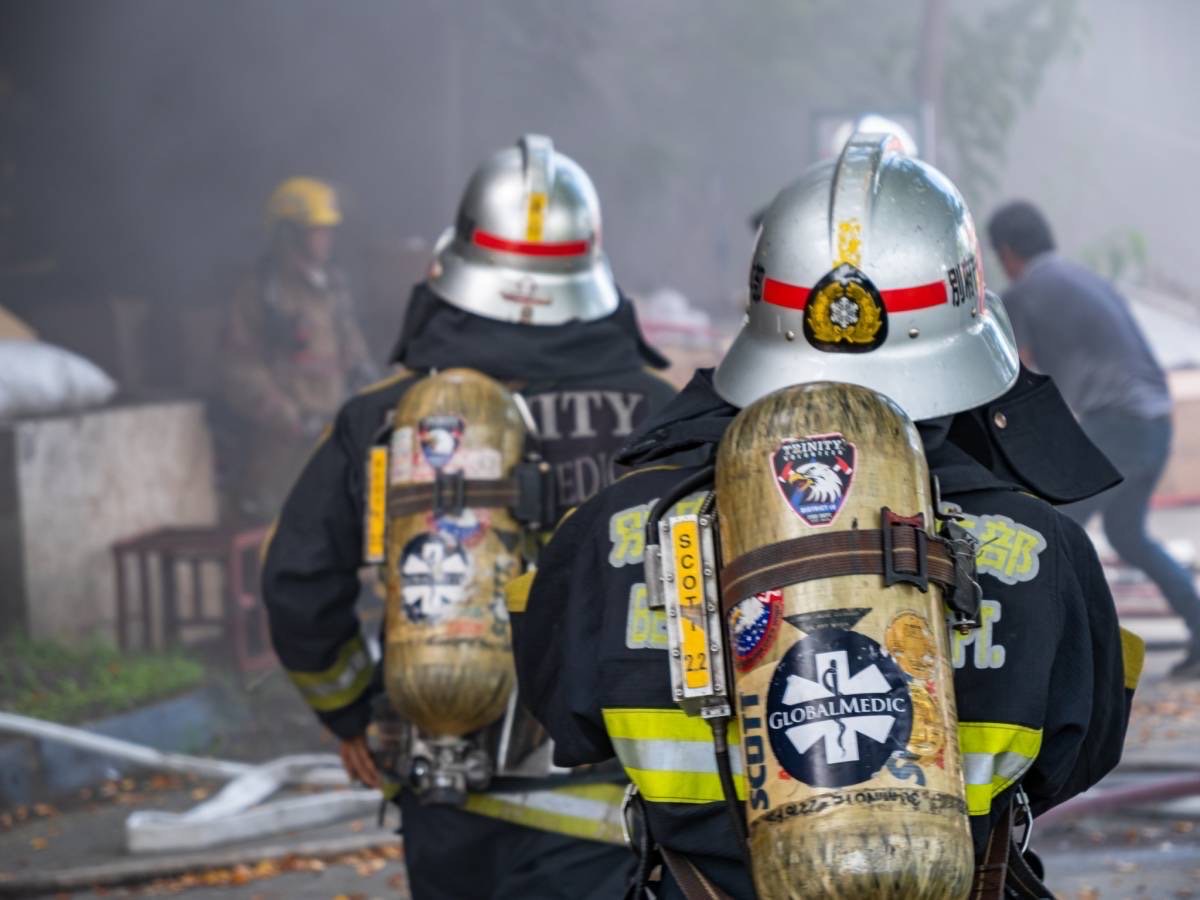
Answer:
427, 134, 619, 325
714, 132, 1019, 421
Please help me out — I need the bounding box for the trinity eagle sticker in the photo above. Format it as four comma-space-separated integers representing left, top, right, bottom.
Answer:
803, 263, 887, 353
766, 628, 912, 788
773, 433, 855, 526
728, 589, 783, 672
418, 415, 464, 470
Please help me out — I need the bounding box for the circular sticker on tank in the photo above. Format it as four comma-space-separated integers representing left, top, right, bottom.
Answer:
766, 628, 911, 788
728, 589, 782, 672
399, 532, 473, 624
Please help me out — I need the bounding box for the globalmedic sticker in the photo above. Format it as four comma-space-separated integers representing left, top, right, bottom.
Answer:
772, 433, 856, 526
399, 532, 473, 625
766, 628, 912, 788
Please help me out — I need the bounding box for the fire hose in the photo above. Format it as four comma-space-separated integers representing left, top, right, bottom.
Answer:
0, 711, 380, 853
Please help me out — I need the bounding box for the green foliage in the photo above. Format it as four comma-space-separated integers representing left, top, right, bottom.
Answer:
0, 636, 204, 724
941, 0, 1086, 207
1079, 228, 1149, 282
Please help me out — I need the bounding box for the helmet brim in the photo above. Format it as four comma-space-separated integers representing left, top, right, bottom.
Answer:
714, 291, 1019, 420
427, 249, 620, 325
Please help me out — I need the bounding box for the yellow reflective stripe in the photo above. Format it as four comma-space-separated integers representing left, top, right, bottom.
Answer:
613, 463, 682, 486
354, 367, 411, 397
287, 634, 373, 712
603, 708, 746, 804
605, 707, 739, 742
1120, 627, 1145, 691
621, 767, 746, 805
464, 784, 625, 845
258, 519, 279, 566
505, 570, 535, 614
958, 721, 1042, 816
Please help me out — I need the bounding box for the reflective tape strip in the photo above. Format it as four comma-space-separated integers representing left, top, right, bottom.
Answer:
505, 570, 535, 614
603, 708, 746, 804
611, 737, 744, 776
286, 634, 374, 713
958, 721, 1042, 816
464, 782, 626, 845
1120, 627, 1146, 691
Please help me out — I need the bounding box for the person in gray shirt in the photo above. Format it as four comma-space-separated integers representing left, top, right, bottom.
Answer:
989, 200, 1200, 677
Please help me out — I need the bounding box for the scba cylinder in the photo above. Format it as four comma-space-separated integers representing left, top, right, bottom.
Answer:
716, 382, 972, 900
384, 368, 526, 737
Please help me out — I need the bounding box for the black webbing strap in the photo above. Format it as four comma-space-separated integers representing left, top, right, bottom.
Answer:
659, 847, 735, 900
969, 798, 1054, 899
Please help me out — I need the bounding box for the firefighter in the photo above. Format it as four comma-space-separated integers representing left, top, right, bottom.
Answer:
513, 135, 1141, 898
222, 176, 377, 520
262, 136, 676, 900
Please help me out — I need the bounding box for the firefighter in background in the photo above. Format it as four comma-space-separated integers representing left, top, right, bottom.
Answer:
262, 136, 675, 899
222, 177, 376, 520
513, 135, 1140, 898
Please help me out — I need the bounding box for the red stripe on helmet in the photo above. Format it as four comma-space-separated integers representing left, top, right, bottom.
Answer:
761, 277, 810, 309
472, 229, 590, 258
879, 281, 949, 312
761, 276, 948, 312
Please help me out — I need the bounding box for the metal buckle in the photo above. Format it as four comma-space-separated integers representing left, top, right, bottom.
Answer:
432, 471, 466, 517
881, 508, 929, 592
1015, 785, 1034, 856
620, 783, 640, 850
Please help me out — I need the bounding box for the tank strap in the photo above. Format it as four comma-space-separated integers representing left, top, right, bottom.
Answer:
389, 474, 517, 517
387, 460, 556, 528
720, 508, 956, 606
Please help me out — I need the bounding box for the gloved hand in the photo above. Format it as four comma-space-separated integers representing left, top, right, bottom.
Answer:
339, 733, 381, 789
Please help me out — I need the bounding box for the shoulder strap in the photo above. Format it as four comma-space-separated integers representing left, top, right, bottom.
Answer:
659, 846, 735, 900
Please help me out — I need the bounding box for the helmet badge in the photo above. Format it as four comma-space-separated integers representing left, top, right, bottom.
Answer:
803, 263, 888, 353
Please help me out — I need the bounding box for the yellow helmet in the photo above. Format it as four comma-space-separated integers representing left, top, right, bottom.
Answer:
264, 177, 342, 229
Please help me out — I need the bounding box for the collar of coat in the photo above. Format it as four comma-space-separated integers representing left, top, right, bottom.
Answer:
617, 366, 1120, 505
389, 281, 668, 383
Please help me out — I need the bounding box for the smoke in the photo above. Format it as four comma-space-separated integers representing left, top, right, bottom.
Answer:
2, 0, 1196, 374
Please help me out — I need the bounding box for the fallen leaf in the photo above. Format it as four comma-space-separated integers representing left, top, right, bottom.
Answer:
349, 819, 365, 833
1076, 888, 1099, 900
33, 803, 55, 817
1114, 861, 1139, 873
1173, 821, 1195, 834
190, 787, 210, 801
30, 837, 48, 850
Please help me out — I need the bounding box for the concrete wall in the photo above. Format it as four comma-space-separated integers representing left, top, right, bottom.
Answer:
0, 401, 218, 642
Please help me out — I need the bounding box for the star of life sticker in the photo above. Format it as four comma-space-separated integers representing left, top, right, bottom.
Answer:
767, 612, 912, 788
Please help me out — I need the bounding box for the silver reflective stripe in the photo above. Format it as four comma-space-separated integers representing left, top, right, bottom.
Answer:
611, 737, 744, 776
487, 789, 619, 822
297, 646, 371, 700
962, 750, 1033, 787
